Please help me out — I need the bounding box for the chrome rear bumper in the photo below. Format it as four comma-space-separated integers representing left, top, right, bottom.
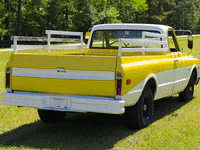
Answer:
1, 91, 125, 114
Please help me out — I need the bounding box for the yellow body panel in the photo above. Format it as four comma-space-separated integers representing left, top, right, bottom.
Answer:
116, 53, 198, 96
9, 53, 117, 97
12, 77, 115, 97
10, 53, 117, 71
85, 32, 90, 39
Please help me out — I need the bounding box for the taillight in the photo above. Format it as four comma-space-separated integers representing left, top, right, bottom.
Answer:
116, 71, 122, 95
6, 67, 11, 89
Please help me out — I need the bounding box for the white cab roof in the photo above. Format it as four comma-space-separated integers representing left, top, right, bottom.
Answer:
91, 23, 172, 34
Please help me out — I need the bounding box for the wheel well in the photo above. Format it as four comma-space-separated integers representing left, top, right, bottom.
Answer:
146, 78, 156, 98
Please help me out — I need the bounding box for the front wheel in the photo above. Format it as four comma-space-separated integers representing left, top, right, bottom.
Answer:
124, 85, 154, 129
38, 109, 66, 123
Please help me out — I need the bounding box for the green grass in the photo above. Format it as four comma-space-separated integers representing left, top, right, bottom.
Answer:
0, 37, 200, 150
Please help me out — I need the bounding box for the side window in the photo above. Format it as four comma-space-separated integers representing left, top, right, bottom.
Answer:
90, 31, 106, 48
168, 31, 179, 52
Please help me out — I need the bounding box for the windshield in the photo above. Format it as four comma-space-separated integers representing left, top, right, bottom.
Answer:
90, 30, 160, 49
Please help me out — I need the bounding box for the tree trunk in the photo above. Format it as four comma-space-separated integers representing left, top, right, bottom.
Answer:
5, 0, 9, 31
147, 0, 152, 23
17, 0, 21, 36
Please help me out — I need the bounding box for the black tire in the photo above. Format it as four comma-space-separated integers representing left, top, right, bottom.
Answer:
38, 109, 66, 123
124, 85, 154, 129
179, 76, 195, 102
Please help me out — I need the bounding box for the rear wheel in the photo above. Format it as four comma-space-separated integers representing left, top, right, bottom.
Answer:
38, 109, 66, 123
179, 76, 195, 102
125, 85, 154, 129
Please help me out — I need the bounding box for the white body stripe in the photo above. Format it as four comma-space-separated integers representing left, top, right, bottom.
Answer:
12, 67, 115, 81
120, 65, 197, 107
122, 69, 175, 106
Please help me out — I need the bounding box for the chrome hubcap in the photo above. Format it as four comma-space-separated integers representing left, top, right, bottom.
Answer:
143, 104, 147, 111
189, 86, 192, 92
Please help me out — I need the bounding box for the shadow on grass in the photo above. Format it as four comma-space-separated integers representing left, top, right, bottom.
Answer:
0, 96, 187, 149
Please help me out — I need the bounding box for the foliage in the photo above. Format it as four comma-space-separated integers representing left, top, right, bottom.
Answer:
0, 2, 8, 36
0, 0, 200, 36
0, 16, 8, 36
0, 0, 147, 36
145, 0, 200, 33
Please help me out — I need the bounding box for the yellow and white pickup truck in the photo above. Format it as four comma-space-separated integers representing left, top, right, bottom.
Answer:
1, 24, 199, 129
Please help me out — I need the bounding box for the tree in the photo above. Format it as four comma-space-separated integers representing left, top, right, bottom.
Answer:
5, 0, 10, 32
0, 16, 8, 36
17, 0, 21, 35
0, 1, 8, 35
1, 0, 199, 36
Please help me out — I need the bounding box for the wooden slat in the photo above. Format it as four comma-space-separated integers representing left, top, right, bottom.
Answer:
11, 36, 47, 41
11, 45, 47, 50
45, 30, 82, 36
50, 38, 80, 43
122, 48, 168, 52
50, 45, 81, 49
11, 44, 81, 50
143, 32, 167, 38
120, 39, 168, 45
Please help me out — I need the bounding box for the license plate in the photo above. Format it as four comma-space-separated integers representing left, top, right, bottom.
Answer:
50, 97, 69, 109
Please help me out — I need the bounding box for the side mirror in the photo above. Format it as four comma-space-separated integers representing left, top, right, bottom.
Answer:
84, 31, 90, 45
85, 39, 88, 45
188, 35, 193, 49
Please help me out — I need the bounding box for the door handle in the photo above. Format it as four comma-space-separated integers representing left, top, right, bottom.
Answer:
174, 59, 179, 67
57, 68, 66, 72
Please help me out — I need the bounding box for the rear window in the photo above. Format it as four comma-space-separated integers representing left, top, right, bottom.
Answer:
90, 30, 160, 49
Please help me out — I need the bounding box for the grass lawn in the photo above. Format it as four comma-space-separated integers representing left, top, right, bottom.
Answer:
0, 37, 200, 150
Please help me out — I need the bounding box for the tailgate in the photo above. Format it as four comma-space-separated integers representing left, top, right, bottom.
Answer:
10, 54, 117, 97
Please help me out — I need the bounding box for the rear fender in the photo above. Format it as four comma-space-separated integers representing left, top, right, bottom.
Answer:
122, 74, 158, 107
